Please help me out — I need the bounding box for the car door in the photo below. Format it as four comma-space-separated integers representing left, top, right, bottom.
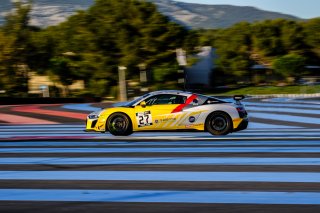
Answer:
134, 94, 187, 130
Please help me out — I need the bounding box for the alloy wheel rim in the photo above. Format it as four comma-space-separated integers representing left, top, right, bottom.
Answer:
211, 116, 227, 131
111, 117, 127, 132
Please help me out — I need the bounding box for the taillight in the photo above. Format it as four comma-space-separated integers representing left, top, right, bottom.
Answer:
236, 107, 247, 118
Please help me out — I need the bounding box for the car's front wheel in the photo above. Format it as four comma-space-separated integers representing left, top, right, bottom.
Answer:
206, 112, 232, 135
107, 113, 133, 136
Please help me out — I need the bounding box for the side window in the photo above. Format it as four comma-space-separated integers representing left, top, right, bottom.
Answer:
144, 94, 186, 105
145, 95, 158, 106
175, 95, 187, 104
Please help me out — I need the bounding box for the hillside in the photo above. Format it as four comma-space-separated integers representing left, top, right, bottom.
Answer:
0, 0, 301, 28
0, 0, 94, 26
150, 0, 301, 28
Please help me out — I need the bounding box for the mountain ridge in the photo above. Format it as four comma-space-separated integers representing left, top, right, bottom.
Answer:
149, 0, 301, 28
0, 0, 302, 28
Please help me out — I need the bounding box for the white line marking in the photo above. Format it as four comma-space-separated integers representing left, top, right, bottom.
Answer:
2, 146, 320, 153
1, 171, 320, 182
1, 189, 320, 204
1, 157, 320, 165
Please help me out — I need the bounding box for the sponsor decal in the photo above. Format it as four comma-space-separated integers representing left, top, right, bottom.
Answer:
186, 123, 201, 128
159, 118, 176, 123
189, 116, 196, 123
97, 124, 105, 131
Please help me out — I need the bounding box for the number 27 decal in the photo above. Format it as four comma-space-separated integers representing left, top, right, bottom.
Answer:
136, 111, 153, 127
136, 111, 152, 127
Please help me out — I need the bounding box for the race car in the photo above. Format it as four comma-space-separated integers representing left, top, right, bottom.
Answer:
85, 90, 248, 136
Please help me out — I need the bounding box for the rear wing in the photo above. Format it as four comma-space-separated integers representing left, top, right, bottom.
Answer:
233, 95, 245, 104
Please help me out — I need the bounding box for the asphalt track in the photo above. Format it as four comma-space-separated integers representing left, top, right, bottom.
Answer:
0, 97, 320, 212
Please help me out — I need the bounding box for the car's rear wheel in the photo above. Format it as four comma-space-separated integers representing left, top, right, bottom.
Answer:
206, 112, 232, 135
107, 113, 133, 136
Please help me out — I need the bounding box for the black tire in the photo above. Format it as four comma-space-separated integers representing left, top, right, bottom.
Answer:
206, 112, 232, 135
107, 113, 133, 136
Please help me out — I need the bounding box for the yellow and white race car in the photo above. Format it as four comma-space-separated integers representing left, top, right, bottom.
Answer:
86, 90, 248, 136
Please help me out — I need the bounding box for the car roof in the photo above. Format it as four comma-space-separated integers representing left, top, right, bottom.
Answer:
147, 90, 193, 96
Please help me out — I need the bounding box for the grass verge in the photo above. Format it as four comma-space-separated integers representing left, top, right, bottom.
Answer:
219, 85, 320, 95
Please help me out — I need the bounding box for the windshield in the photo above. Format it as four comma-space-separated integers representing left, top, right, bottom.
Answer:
120, 93, 150, 107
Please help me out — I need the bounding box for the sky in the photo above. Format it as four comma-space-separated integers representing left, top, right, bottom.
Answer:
177, 0, 320, 19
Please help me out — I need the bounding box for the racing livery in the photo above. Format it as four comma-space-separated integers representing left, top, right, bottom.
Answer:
85, 90, 248, 136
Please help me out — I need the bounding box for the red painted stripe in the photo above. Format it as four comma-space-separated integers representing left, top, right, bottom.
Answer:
11, 105, 87, 120
0, 113, 58, 125
171, 94, 198, 113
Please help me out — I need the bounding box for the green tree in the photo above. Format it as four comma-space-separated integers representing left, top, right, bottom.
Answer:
198, 18, 319, 86
42, 0, 189, 96
0, 0, 33, 96
214, 22, 253, 83
272, 54, 306, 81
304, 18, 320, 49
281, 20, 306, 52
304, 18, 320, 64
252, 19, 285, 57
0, 31, 15, 93
50, 56, 78, 96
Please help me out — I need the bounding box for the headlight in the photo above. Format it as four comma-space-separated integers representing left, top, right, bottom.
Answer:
88, 114, 99, 119
87, 110, 101, 120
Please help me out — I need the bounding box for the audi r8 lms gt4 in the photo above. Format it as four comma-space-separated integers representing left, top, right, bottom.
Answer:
85, 90, 248, 136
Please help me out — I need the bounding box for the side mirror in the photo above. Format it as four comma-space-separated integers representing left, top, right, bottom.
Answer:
140, 101, 147, 108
